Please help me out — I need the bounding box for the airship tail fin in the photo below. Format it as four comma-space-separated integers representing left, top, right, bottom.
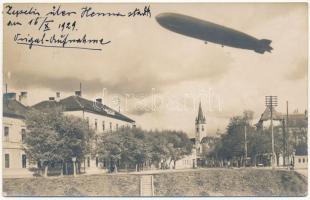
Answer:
255, 39, 273, 54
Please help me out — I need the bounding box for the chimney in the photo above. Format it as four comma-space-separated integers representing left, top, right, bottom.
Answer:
96, 98, 102, 103
56, 92, 61, 101
75, 91, 81, 97
19, 91, 28, 106
49, 97, 55, 101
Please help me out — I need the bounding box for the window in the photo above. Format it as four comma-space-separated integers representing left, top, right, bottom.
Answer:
196, 127, 199, 132
94, 119, 98, 130
5, 154, 9, 168
116, 124, 119, 131
102, 121, 105, 131
202, 126, 204, 131
303, 158, 305, 163
4, 127, 9, 136
4, 127, 9, 141
110, 122, 112, 132
22, 154, 27, 168
96, 157, 99, 167
298, 158, 301, 163
21, 129, 26, 142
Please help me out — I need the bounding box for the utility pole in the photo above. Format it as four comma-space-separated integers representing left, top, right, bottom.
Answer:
244, 125, 247, 167
282, 101, 289, 166
286, 101, 289, 166
282, 117, 286, 166
265, 96, 278, 169
118, 96, 121, 113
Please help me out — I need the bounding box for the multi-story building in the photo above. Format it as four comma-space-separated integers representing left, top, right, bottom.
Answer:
33, 91, 135, 173
3, 92, 32, 178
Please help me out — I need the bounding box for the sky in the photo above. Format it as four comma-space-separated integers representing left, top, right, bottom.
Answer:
3, 3, 308, 137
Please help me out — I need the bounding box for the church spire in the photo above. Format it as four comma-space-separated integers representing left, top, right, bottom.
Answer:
196, 101, 206, 124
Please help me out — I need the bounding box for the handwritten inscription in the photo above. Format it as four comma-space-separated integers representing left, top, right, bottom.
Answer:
5, 4, 152, 51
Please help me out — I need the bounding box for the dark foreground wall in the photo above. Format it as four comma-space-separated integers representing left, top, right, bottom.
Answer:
153, 169, 308, 196
3, 169, 307, 196
3, 174, 140, 196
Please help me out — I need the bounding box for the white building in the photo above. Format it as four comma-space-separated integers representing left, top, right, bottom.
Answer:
3, 92, 33, 178
33, 91, 135, 173
172, 148, 197, 169
294, 155, 308, 169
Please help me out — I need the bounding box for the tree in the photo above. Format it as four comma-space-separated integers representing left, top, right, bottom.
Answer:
24, 109, 94, 176
247, 129, 271, 166
96, 127, 151, 172
96, 127, 193, 172
208, 110, 256, 167
164, 130, 193, 168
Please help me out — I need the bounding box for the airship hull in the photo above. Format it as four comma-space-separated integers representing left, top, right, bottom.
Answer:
156, 13, 273, 54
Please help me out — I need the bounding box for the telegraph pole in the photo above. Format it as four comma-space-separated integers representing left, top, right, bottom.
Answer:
282, 117, 286, 166
244, 125, 247, 167
265, 96, 278, 169
286, 101, 289, 166
118, 96, 121, 113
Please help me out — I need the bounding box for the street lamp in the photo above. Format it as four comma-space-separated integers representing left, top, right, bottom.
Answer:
265, 96, 278, 169
72, 157, 77, 177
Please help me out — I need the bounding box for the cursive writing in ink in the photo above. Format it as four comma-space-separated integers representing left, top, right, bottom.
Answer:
128, 5, 151, 18
5, 5, 40, 17
80, 6, 126, 18
46, 5, 77, 16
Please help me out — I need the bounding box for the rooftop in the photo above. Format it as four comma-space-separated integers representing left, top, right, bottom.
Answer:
33, 95, 135, 123
3, 93, 29, 119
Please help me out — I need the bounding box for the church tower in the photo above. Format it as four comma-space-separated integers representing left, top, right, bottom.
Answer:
195, 102, 206, 154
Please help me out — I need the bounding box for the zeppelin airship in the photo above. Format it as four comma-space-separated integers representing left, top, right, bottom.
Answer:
156, 13, 273, 54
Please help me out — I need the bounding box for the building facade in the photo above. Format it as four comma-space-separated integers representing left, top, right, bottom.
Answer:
294, 155, 308, 169
3, 92, 32, 178
33, 91, 135, 173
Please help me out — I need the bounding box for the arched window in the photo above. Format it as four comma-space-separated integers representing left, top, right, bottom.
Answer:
202, 125, 204, 131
